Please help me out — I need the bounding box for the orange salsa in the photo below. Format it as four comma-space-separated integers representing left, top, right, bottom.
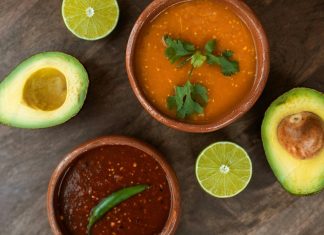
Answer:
134, 0, 256, 123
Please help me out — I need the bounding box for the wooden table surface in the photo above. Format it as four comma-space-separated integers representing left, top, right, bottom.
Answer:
0, 0, 323, 234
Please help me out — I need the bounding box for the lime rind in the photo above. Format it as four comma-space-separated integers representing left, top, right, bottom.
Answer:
62, 0, 119, 41
195, 141, 252, 198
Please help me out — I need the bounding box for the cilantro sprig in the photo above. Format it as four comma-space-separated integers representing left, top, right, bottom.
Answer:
164, 35, 239, 76
163, 35, 239, 119
167, 81, 208, 119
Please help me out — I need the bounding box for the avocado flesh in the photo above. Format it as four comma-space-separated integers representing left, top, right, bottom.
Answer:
261, 88, 324, 195
0, 52, 89, 128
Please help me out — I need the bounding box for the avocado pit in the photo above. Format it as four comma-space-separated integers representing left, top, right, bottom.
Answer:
23, 68, 67, 111
277, 112, 324, 159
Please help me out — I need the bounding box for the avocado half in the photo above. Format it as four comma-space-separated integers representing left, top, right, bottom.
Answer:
261, 88, 324, 195
0, 52, 89, 128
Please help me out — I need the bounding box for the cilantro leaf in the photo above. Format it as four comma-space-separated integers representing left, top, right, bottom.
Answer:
164, 35, 195, 64
204, 40, 216, 54
192, 84, 208, 103
191, 51, 206, 68
167, 81, 208, 119
167, 96, 177, 109
205, 40, 239, 76
206, 52, 239, 76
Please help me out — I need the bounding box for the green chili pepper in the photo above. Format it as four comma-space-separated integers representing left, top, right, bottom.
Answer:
87, 184, 149, 235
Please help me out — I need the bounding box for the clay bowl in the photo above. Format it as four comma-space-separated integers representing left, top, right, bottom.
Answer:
126, 0, 269, 133
47, 136, 181, 235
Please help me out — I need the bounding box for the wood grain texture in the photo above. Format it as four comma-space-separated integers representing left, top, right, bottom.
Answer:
0, 0, 323, 234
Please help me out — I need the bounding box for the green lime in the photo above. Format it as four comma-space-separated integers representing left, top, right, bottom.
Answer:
62, 0, 119, 41
195, 142, 252, 198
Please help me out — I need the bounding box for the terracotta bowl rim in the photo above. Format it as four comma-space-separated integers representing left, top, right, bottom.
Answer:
47, 135, 181, 235
126, 0, 270, 133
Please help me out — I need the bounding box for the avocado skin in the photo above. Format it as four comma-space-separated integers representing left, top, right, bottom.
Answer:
0, 52, 89, 129
261, 88, 324, 195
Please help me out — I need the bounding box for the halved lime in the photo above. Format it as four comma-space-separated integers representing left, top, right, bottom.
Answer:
62, 0, 119, 41
195, 142, 252, 198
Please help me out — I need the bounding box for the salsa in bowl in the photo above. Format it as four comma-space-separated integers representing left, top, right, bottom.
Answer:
47, 136, 180, 235
126, 0, 269, 132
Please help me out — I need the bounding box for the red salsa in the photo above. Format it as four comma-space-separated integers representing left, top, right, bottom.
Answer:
56, 145, 171, 235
